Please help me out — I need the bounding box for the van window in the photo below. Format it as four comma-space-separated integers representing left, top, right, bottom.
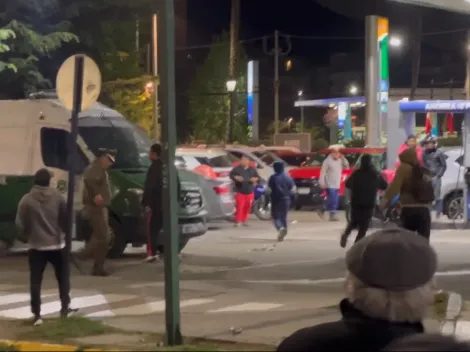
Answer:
195, 154, 235, 168
40, 128, 89, 173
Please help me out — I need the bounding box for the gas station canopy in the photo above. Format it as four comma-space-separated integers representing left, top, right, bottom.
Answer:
388, 0, 470, 14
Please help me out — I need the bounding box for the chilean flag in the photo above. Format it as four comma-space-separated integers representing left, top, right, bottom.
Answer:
446, 113, 455, 135
425, 113, 432, 134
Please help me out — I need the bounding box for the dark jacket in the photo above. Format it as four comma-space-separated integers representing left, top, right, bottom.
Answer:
230, 164, 259, 195
142, 159, 163, 213
277, 299, 424, 352
15, 186, 68, 249
383, 148, 432, 207
268, 162, 295, 202
422, 148, 447, 178
345, 167, 387, 208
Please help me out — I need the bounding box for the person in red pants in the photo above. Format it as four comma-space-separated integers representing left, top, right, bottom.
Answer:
230, 155, 259, 227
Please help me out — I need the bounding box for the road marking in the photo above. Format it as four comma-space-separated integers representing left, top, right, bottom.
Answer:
218, 258, 341, 273
0, 293, 52, 306
0, 294, 109, 319
86, 298, 215, 318
208, 302, 284, 313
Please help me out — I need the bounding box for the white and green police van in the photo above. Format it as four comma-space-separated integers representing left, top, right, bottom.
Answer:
0, 95, 208, 257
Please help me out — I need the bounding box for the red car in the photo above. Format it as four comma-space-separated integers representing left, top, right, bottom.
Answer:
289, 148, 392, 210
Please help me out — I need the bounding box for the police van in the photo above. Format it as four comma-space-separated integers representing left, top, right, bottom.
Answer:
0, 95, 208, 257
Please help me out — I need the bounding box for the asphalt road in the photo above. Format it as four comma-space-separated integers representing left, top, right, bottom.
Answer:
1, 211, 470, 344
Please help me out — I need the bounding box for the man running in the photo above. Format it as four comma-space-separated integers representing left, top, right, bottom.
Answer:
268, 161, 295, 242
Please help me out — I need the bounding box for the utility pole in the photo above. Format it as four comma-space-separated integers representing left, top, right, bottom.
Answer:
466, 30, 470, 100
159, 0, 182, 345
152, 14, 160, 141
226, 0, 240, 143
263, 31, 291, 135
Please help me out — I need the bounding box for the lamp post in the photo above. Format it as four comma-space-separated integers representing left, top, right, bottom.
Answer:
226, 79, 237, 143
297, 90, 305, 132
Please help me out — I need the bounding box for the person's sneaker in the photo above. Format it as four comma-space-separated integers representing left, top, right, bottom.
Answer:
329, 215, 339, 222
242, 222, 249, 227
60, 308, 79, 319
234, 223, 241, 228
316, 208, 325, 219
277, 228, 288, 242
144, 255, 158, 263
33, 316, 43, 326
340, 233, 348, 248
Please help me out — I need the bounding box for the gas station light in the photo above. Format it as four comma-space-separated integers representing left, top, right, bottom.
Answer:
349, 85, 358, 95
389, 36, 402, 47
298, 90, 303, 97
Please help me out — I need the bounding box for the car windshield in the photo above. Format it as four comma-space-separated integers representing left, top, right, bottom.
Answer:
308, 152, 360, 167
78, 117, 152, 169
194, 153, 237, 168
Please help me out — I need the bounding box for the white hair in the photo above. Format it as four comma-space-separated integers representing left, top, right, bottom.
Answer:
345, 272, 435, 323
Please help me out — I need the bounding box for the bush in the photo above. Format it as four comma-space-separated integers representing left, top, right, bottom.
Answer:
438, 136, 462, 147
344, 138, 366, 148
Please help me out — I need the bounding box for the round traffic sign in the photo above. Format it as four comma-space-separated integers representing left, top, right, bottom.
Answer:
56, 54, 102, 112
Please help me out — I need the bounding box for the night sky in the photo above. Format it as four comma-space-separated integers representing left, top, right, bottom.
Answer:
178, 0, 470, 136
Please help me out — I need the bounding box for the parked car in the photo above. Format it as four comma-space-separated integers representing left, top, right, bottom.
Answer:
288, 148, 375, 210
176, 148, 238, 181
274, 150, 315, 167
178, 168, 235, 222
225, 147, 274, 181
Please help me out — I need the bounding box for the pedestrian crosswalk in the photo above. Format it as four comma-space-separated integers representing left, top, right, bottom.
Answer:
0, 289, 291, 320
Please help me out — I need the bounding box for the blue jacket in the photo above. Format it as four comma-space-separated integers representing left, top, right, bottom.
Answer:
269, 162, 295, 201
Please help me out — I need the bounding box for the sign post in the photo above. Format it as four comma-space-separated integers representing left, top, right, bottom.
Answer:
56, 54, 101, 277
159, 0, 182, 346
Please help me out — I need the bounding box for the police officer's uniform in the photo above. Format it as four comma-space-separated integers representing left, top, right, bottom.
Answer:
81, 149, 115, 276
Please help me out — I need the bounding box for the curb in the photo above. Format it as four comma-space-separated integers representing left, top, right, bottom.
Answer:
0, 340, 103, 351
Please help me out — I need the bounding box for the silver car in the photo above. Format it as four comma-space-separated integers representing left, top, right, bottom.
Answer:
177, 166, 234, 222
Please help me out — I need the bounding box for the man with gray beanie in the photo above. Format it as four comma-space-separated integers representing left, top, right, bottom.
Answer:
16, 169, 77, 326
277, 228, 437, 352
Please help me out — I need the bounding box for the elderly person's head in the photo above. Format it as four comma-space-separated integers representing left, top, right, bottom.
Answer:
344, 228, 437, 323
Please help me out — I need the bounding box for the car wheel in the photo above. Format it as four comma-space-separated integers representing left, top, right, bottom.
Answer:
447, 194, 464, 220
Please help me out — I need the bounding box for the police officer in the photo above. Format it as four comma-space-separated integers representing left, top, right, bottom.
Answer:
81, 148, 116, 276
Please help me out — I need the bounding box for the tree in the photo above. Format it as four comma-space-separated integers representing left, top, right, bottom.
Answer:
188, 32, 248, 144
0, 28, 15, 72
0, 1, 77, 96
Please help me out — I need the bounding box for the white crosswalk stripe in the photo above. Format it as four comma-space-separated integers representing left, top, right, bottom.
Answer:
0, 290, 287, 319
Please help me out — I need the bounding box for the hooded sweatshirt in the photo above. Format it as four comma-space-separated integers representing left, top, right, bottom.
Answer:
15, 186, 67, 250
268, 162, 295, 201
383, 148, 431, 207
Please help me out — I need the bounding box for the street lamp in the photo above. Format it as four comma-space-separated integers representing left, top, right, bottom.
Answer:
297, 90, 303, 97
349, 85, 358, 95
297, 90, 304, 131
389, 36, 402, 48
226, 79, 237, 92
226, 79, 237, 143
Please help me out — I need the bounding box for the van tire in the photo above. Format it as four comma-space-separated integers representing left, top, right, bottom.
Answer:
107, 217, 128, 259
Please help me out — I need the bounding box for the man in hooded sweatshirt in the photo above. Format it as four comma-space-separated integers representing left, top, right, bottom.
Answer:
340, 154, 387, 248
268, 161, 295, 242
15, 169, 77, 326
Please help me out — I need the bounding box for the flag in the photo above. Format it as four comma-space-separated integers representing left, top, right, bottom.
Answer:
425, 112, 432, 134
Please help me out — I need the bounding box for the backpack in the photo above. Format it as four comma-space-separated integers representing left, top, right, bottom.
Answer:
410, 165, 435, 203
